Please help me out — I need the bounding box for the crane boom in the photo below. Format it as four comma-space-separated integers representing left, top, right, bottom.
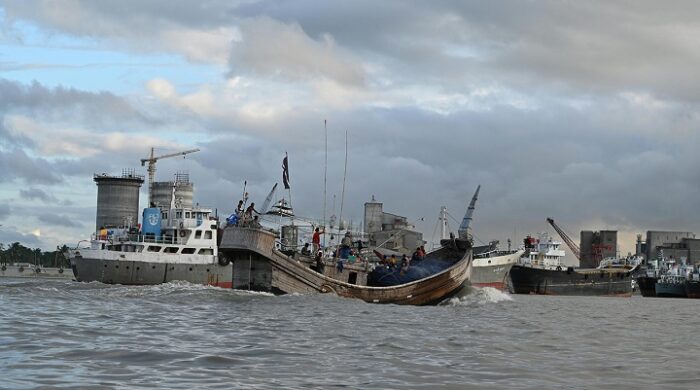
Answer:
140, 147, 200, 205
546, 217, 581, 260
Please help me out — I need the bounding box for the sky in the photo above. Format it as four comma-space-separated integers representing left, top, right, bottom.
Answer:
1, 1, 700, 263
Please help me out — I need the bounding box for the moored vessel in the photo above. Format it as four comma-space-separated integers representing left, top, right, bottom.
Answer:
68, 181, 232, 287
509, 233, 635, 297
470, 242, 523, 290
655, 274, 687, 298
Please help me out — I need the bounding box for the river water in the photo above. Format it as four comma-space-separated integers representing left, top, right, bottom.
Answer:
1, 278, 699, 389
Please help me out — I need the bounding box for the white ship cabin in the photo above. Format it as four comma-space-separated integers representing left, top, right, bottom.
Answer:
520, 234, 566, 269
93, 206, 218, 257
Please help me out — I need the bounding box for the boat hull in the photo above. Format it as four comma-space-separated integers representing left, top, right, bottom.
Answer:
470, 251, 522, 290
70, 256, 232, 288
636, 276, 658, 297
685, 280, 700, 298
220, 227, 472, 305
655, 281, 687, 298
509, 264, 633, 297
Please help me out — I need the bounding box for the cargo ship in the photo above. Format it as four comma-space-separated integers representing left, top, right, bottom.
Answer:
68, 201, 231, 287
509, 234, 636, 296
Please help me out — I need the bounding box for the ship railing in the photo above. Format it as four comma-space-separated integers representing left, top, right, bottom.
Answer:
121, 234, 187, 246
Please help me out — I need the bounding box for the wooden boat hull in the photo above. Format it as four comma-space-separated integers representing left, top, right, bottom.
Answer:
219, 227, 472, 305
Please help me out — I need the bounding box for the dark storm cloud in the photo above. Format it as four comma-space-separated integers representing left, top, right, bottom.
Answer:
37, 214, 83, 228
0, 78, 158, 128
19, 188, 57, 203
0, 148, 61, 184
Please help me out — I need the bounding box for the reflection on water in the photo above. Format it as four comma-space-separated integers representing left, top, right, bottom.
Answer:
1, 279, 699, 389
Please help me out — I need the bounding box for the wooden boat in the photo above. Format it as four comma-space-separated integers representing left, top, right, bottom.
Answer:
218, 226, 472, 305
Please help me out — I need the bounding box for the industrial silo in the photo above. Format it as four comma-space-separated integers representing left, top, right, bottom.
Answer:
150, 172, 194, 209
94, 170, 144, 231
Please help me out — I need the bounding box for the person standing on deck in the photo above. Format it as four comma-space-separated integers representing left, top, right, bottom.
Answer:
312, 227, 324, 254
235, 200, 244, 216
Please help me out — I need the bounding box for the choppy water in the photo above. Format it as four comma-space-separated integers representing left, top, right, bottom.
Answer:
1, 278, 699, 389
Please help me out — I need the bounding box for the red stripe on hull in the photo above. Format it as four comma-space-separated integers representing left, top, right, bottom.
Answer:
211, 281, 233, 288
471, 282, 507, 290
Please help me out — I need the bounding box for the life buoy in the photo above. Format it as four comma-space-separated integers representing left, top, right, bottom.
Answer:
58, 268, 64, 274
180, 230, 187, 238
18, 266, 24, 272
218, 256, 231, 266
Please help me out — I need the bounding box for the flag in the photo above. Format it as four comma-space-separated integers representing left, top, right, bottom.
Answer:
282, 153, 290, 189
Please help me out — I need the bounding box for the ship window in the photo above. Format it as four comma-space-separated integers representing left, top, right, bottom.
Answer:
584, 274, 588, 280
164, 247, 178, 254
182, 248, 196, 254
147, 246, 162, 252
211, 224, 217, 230
198, 248, 213, 255
195, 231, 202, 239
176, 211, 182, 219
348, 272, 358, 285
186, 212, 191, 218
205, 231, 213, 239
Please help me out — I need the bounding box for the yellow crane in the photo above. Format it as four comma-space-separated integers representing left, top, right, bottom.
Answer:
141, 147, 200, 205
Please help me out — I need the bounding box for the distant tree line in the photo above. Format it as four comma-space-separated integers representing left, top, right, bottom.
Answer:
0, 242, 70, 268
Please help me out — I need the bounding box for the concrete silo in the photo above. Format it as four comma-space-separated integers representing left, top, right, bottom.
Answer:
94, 170, 144, 231
150, 172, 194, 209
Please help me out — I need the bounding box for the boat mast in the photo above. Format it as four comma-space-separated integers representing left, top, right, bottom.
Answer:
323, 120, 328, 248
338, 128, 349, 237
439, 206, 449, 240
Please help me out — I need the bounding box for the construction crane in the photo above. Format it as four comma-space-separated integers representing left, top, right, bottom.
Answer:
546, 217, 581, 261
141, 147, 200, 205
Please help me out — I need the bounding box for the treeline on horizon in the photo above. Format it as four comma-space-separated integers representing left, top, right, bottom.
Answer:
0, 242, 70, 267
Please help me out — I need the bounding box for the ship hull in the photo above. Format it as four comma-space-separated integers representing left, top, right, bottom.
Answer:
655, 282, 686, 298
470, 251, 522, 290
509, 264, 633, 297
685, 280, 700, 298
70, 256, 232, 288
636, 276, 658, 297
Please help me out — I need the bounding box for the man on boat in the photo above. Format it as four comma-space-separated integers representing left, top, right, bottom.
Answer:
315, 250, 324, 274
301, 243, 311, 256
312, 227, 324, 254
235, 200, 244, 216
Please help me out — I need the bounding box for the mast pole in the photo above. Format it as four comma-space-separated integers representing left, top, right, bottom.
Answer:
338, 129, 348, 233
323, 120, 328, 248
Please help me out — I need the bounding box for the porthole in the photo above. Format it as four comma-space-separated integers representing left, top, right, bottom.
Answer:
189, 267, 193, 271
152, 265, 156, 269
136, 267, 140, 271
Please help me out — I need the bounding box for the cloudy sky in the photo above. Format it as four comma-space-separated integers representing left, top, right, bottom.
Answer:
1, 1, 699, 260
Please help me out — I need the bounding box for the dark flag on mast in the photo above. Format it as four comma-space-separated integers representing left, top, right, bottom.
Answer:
282, 153, 290, 189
